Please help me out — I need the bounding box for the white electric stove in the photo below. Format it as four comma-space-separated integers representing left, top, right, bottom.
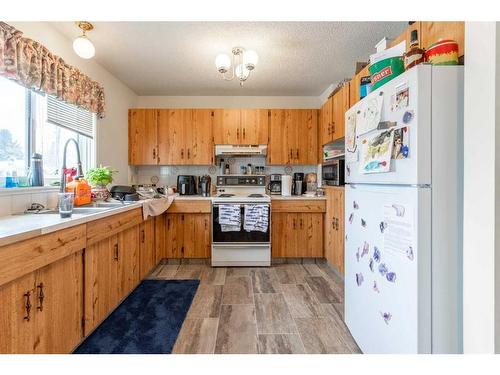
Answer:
211, 175, 271, 267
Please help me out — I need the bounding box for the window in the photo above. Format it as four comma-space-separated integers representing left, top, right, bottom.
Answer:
0, 76, 95, 187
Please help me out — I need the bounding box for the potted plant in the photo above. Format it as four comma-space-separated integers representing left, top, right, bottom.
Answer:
85, 165, 116, 202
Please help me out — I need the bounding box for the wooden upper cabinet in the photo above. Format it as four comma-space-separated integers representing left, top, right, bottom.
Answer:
332, 84, 349, 141
320, 97, 332, 147
190, 109, 214, 165
128, 109, 157, 165
268, 109, 318, 165
240, 109, 269, 144
158, 109, 190, 165
213, 109, 241, 144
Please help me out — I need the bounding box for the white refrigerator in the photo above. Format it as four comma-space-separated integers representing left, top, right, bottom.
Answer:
344, 65, 463, 354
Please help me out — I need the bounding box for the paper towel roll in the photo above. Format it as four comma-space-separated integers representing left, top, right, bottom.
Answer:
281, 175, 292, 196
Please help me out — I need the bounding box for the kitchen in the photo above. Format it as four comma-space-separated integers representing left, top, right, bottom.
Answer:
0, 3, 499, 371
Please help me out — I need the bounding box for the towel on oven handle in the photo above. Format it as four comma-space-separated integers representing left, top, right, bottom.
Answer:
219, 204, 241, 232
243, 204, 269, 232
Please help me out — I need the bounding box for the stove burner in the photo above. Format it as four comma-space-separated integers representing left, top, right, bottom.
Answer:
248, 194, 264, 198
218, 193, 235, 198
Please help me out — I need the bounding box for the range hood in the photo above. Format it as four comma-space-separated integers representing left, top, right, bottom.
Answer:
215, 144, 267, 156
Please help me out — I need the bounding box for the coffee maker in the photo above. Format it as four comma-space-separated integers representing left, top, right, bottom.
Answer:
268, 174, 282, 195
199, 175, 211, 197
292, 172, 306, 196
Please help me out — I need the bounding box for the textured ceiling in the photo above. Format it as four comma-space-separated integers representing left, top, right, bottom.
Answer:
51, 22, 407, 96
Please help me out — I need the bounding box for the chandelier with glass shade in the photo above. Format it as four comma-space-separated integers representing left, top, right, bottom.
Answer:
215, 47, 258, 87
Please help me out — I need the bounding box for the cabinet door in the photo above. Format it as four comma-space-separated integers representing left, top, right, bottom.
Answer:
333, 188, 345, 276
321, 97, 333, 145
421, 21, 465, 57
117, 225, 140, 299
84, 235, 120, 335
271, 213, 299, 257
158, 109, 191, 164
34, 252, 83, 353
190, 109, 214, 165
332, 86, 348, 141
298, 213, 323, 258
128, 109, 157, 165
324, 188, 336, 267
0, 272, 37, 353
165, 214, 184, 259
139, 218, 156, 279
213, 109, 241, 144
183, 214, 211, 258
297, 109, 318, 164
268, 109, 288, 165
240, 109, 269, 145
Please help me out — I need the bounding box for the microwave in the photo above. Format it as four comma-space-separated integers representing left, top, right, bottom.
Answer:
322, 159, 345, 186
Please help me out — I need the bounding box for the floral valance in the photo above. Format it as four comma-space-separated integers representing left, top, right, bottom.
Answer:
0, 22, 105, 118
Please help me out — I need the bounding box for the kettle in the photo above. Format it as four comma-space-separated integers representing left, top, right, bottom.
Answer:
199, 175, 211, 197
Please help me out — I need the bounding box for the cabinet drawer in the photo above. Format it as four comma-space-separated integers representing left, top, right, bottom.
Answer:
0, 225, 86, 288
167, 200, 211, 213
271, 200, 326, 213
86, 208, 143, 246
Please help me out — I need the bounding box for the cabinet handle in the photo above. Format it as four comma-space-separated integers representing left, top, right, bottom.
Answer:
187, 149, 191, 159
141, 229, 145, 243
300, 218, 303, 229
36, 283, 44, 312
289, 149, 293, 160
293, 218, 296, 229
332, 122, 335, 134
23, 291, 32, 322
205, 219, 208, 230
335, 218, 339, 231
167, 219, 171, 230
296, 149, 299, 160
237, 128, 240, 139
243, 127, 246, 139
332, 218, 335, 230
152, 148, 156, 160
181, 149, 184, 159
157, 147, 160, 163
114, 243, 119, 261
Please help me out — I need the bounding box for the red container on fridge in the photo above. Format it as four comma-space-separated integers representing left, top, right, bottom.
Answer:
425, 39, 459, 65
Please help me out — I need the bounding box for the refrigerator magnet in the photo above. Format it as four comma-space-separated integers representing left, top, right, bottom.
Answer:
361, 218, 367, 227
379, 221, 388, 233
386, 272, 397, 283
380, 312, 392, 325
356, 273, 364, 286
406, 246, 414, 261
349, 212, 354, 224
373, 280, 380, 293
378, 263, 388, 276
361, 241, 369, 257
402, 110, 414, 124
353, 200, 359, 210
369, 258, 375, 272
373, 246, 381, 262
356, 247, 360, 262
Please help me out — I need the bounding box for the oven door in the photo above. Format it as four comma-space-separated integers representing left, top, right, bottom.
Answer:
212, 203, 270, 243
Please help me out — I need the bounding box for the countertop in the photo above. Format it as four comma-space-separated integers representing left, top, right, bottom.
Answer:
270, 195, 327, 200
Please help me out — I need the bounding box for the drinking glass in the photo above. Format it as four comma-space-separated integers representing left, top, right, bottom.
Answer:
58, 192, 74, 218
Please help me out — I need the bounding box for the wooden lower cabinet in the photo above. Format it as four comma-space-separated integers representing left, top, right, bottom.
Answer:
139, 218, 156, 279
163, 213, 211, 259
272, 212, 323, 258
84, 225, 140, 335
324, 187, 345, 275
0, 252, 83, 353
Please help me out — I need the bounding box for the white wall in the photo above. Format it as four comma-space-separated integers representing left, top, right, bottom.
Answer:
11, 22, 139, 185
463, 22, 500, 353
136, 95, 321, 108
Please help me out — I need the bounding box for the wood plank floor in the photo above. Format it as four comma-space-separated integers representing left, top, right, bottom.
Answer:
148, 262, 361, 354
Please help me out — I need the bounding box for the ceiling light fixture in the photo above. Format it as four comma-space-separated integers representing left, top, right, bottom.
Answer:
215, 47, 258, 87
73, 21, 95, 59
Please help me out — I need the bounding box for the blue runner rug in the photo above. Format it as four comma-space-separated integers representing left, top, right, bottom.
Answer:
74, 279, 199, 354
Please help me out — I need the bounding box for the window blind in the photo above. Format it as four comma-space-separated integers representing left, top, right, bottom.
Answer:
47, 95, 94, 139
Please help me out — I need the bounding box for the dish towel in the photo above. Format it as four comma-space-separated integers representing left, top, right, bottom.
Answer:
142, 196, 174, 220
243, 204, 269, 232
219, 204, 241, 232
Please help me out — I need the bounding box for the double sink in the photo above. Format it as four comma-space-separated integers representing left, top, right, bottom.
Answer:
17, 201, 136, 216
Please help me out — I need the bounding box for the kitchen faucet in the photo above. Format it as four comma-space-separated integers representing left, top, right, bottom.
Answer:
60, 138, 84, 193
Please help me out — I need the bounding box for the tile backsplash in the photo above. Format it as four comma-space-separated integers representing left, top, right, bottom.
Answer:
131, 157, 320, 187
0, 188, 59, 216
